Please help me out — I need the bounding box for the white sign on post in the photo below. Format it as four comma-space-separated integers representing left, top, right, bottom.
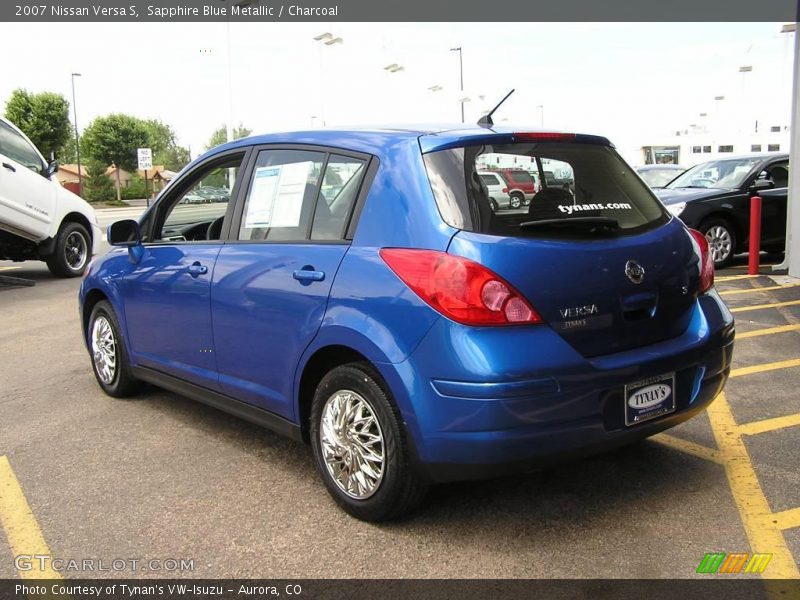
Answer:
137, 148, 153, 170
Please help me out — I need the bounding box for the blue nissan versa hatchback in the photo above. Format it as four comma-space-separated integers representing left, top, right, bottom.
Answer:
79, 125, 734, 521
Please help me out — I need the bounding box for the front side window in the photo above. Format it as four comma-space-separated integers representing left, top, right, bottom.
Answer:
424, 143, 667, 239
667, 157, 761, 190
0, 122, 43, 173
146, 154, 244, 243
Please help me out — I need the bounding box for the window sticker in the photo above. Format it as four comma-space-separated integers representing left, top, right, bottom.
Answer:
244, 161, 313, 228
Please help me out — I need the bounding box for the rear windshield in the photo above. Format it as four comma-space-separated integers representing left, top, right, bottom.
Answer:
424, 143, 668, 239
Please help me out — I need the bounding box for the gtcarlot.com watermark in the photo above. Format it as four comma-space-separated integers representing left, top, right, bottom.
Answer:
15, 554, 194, 573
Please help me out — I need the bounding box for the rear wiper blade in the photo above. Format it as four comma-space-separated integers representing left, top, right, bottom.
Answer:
519, 216, 620, 230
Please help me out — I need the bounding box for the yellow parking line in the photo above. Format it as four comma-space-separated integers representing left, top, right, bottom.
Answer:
773, 507, 800, 531
0, 266, 21, 272
727, 264, 779, 270
705, 394, 800, 578
721, 283, 800, 296
730, 358, 800, 378
737, 324, 800, 339
739, 413, 800, 436
652, 433, 722, 464
717, 274, 759, 282
730, 300, 800, 313
0, 456, 61, 579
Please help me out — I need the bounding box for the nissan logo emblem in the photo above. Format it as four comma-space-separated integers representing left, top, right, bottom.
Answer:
625, 260, 645, 284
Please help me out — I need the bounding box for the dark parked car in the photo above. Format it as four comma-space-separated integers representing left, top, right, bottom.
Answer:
654, 154, 789, 267
636, 164, 685, 189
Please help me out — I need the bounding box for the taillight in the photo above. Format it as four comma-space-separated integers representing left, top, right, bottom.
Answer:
380, 248, 543, 326
689, 229, 714, 293
502, 187, 508, 193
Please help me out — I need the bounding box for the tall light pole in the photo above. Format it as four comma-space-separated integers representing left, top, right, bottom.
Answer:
537, 104, 544, 128
739, 65, 753, 133
70, 73, 82, 197
313, 32, 343, 126
450, 46, 464, 123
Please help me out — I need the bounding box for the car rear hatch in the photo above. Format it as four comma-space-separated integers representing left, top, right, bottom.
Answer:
421, 132, 703, 358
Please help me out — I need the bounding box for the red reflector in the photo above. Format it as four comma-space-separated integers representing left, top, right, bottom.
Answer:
379, 248, 543, 326
502, 187, 508, 193
689, 229, 715, 293
513, 132, 576, 142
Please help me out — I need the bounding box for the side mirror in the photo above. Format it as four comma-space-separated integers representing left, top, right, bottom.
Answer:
44, 160, 58, 178
751, 178, 774, 192
107, 219, 141, 247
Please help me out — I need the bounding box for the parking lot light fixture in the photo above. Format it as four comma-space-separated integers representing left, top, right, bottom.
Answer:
450, 46, 464, 122
312, 32, 344, 126
383, 63, 405, 73
428, 85, 443, 92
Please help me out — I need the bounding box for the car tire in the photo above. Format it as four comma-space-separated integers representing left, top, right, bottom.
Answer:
310, 362, 427, 521
87, 300, 140, 398
509, 192, 523, 209
46, 221, 91, 277
522, 197, 531, 207
489, 199, 499, 212
699, 217, 736, 268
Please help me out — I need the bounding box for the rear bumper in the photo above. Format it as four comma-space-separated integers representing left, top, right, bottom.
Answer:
377, 292, 734, 483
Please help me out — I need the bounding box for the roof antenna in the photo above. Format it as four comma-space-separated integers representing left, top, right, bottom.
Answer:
478, 89, 515, 128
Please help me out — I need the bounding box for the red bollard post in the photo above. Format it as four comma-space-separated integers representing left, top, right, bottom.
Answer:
748, 195, 762, 275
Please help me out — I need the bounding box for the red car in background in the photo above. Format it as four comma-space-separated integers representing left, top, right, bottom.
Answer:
495, 168, 537, 207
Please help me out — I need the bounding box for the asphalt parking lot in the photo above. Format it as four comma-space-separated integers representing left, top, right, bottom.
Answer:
1, 231, 799, 579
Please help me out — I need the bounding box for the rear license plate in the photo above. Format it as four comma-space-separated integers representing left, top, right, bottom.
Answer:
624, 372, 676, 426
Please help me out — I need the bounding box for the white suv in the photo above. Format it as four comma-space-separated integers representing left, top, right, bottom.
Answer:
477, 170, 513, 211
0, 116, 101, 277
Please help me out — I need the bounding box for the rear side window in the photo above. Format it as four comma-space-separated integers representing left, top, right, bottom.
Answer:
479, 174, 500, 186
509, 171, 533, 184
311, 155, 366, 240
424, 143, 668, 239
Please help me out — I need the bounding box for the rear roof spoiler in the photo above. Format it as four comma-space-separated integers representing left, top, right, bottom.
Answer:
418, 130, 613, 154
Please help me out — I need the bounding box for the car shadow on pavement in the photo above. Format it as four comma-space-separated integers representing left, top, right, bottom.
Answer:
137, 385, 724, 536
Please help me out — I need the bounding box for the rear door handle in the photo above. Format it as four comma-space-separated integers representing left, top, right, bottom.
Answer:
2, 162, 15, 172
187, 262, 208, 277
293, 268, 325, 282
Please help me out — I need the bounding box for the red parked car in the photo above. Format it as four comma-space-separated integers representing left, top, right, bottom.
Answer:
495, 169, 537, 207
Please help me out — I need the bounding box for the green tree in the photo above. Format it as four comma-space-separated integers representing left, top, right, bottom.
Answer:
81, 114, 149, 200
60, 134, 78, 164
82, 159, 114, 203
205, 124, 251, 150
143, 118, 190, 171
4, 89, 71, 160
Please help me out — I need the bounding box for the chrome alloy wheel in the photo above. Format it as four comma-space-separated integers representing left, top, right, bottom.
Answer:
705, 225, 732, 264
320, 390, 385, 499
91, 316, 117, 384
65, 230, 88, 271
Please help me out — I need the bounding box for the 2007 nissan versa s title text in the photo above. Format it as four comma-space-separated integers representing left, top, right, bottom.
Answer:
79, 124, 734, 521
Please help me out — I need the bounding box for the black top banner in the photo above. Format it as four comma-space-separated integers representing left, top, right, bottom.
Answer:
2, 0, 799, 22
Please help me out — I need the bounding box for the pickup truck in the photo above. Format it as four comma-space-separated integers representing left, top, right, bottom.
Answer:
0, 116, 101, 277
